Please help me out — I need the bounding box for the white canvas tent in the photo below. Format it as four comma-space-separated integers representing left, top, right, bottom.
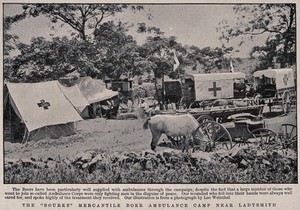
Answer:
4, 81, 83, 142
76, 77, 118, 103
76, 77, 119, 118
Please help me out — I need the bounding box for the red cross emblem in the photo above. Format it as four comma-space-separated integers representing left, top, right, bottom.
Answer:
37, 100, 51, 110
283, 74, 289, 86
208, 82, 222, 97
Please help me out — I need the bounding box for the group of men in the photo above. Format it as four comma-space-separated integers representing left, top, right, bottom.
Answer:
140, 99, 160, 117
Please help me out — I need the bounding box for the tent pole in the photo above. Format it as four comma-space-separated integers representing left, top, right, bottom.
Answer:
9, 97, 12, 141
22, 128, 27, 143
26, 131, 30, 143
93, 103, 97, 118
88, 104, 96, 118
24, 130, 30, 144
22, 128, 30, 144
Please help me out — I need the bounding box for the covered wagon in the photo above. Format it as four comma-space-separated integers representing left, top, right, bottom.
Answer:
161, 72, 262, 123
183, 72, 246, 107
253, 68, 296, 113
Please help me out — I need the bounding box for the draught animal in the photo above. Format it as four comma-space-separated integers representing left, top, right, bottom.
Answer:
143, 114, 209, 151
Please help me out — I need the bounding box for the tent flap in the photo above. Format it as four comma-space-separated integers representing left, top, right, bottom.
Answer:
58, 83, 89, 112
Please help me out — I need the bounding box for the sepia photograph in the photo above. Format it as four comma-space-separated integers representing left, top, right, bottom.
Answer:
3, 2, 297, 188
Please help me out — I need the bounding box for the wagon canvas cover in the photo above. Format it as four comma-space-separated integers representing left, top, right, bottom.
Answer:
187, 72, 246, 100
5, 81, 83, 132
253, 68, 294, 89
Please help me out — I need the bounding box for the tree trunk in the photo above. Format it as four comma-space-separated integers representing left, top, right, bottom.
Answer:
161, 74, 166, 110
154, 75, 162, 109
282, 5, 295, 68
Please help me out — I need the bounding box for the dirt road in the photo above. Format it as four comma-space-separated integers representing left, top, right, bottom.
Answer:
4, 111, 296, 161
4, 118, 152, 160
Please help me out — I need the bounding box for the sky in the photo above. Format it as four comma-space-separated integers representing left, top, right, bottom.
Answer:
4, 3, 267, 58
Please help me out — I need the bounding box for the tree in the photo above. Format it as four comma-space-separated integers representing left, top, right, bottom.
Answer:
5, 4, 147, 81
3, 12, 27, 79
184, 45, 235, 73
218, 4, 296, 69
7, 36, 97, 82
4, 12, 27, 56
7, 21, 146, 83
139, 34, 186, 107
94, 21, 146, 79
19, 4, 143, 41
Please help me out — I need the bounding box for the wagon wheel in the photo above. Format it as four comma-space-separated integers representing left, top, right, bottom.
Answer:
117, 93, 127, 112
118, 94, 129, 113
281, 91, 291, 114
196, 121, 233, 152
118, 102, 129, 113
279, 124, 297, 150
247, 128, 280, 150
197, 115, 214, 124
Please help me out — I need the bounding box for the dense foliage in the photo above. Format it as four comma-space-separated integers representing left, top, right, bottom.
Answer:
3, 3, 296, 105
218, 4, 296, 70
5, 3, 283, 83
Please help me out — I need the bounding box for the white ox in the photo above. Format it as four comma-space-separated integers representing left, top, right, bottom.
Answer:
143, 114, 209, 151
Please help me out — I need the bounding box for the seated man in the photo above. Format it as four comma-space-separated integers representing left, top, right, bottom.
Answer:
100, 99, 115, 119
146, 102, 160, 116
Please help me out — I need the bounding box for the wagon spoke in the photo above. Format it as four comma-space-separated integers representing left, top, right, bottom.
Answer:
283, 125, 289, 139
204, 127, 213, 142
287, 125, 295, 139
249, 128, 278, 150
279, 124, 297, 150
200, 121, 232, 151
214, 132, 227, 142
290, 126, 295, 135
257, 132, 264, 141
211, 124, 216, 140
197, 115, 214, 125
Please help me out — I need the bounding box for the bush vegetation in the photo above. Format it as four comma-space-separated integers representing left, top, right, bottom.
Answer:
5, 147, 297, 184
